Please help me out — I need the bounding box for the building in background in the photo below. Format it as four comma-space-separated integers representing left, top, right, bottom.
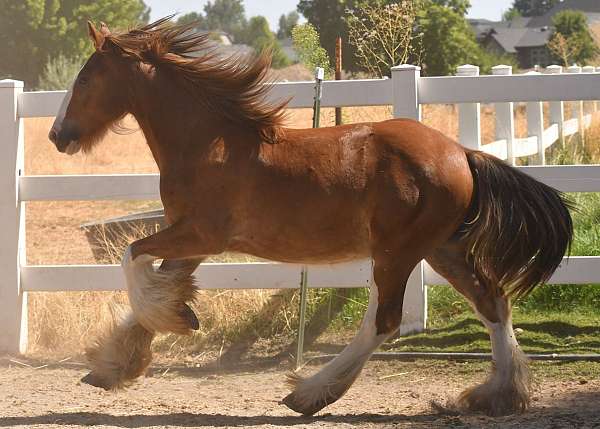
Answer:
470, 0, 600, 69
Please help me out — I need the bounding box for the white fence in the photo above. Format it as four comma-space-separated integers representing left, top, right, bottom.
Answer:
3, 64, 600, 354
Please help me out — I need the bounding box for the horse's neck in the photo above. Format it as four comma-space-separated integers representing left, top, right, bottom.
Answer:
128, 72, 215, 170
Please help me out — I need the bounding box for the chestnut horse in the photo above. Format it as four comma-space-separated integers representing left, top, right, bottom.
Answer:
48, 18, 573, 417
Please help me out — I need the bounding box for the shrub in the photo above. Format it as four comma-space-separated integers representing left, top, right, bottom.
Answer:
292, 23, 332, 77
38, 54, 83, 91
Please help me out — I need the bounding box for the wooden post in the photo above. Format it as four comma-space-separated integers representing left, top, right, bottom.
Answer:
456, 65, 481, 150
0, 80, 27, 354
335, 37, 343, 126
391, 64, 425, 335
546, 65, 565, 147
492, 65, 515, 164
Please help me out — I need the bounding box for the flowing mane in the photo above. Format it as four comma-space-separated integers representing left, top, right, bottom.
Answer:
106, 16, 287, 143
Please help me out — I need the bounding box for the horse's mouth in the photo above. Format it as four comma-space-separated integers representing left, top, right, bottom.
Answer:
64, 141, 81, 155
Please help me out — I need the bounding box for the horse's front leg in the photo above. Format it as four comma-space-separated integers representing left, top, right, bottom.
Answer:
283, 249, 421, 415
82, 257, 203, 390
123, 220, 226, 334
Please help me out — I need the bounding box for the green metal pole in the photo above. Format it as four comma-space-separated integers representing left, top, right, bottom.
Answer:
296, 67, 324, 370
296, 267, 308, 369
312, 67, 324, 129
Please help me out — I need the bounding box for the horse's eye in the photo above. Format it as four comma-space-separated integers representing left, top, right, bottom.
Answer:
78, 76, 89, 85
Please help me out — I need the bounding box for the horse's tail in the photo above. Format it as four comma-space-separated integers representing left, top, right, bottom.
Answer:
461, 150, 574, 299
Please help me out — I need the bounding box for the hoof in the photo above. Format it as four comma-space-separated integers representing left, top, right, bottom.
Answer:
81, 372, 113, 390
180, 303, 200, 331
281, 392, 328, 416
456, 381, 531, 416
281, 372, 350, 416
430, 400, 460, 416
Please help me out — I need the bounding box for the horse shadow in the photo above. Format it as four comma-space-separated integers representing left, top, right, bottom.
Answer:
2, 390, 600, 428
0, 411, 440, 428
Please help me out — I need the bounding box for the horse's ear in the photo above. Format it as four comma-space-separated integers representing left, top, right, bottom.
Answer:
99, 22, 111, 37
87, 21, 105, 51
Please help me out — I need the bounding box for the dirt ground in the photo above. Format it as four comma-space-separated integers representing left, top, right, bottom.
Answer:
1, 357, 599, 429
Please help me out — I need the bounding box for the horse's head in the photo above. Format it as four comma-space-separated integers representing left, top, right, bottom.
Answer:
48, 22, 130, 154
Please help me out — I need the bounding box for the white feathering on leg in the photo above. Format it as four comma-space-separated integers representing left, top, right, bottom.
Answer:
283, 282, 390, 415
122, 245, 197, 334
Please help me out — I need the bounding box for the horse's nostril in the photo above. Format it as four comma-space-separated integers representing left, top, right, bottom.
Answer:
48, 129, 58, 143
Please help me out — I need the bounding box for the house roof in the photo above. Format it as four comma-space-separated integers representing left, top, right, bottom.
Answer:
488, 26, 553, 52
527, 0, 600, 27
468, 18, 496, 40
515, 27, 553, 48
488, 27, 529, 53
476, 0, 600, 53
494, 17, 533, 29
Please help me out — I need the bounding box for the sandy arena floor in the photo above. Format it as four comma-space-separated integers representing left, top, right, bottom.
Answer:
1, 358, 599, 429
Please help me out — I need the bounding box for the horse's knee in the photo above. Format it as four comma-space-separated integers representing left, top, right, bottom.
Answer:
122, 244, 198, 335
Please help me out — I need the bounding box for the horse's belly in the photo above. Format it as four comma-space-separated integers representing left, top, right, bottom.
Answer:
228, 222, 371, 264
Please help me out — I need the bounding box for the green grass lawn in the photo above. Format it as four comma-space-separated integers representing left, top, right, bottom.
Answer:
381, 285, 600, 355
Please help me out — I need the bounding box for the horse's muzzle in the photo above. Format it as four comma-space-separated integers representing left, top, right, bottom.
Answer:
48, 124, 81, 155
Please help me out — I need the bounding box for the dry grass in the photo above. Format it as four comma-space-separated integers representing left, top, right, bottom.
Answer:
24, 89, 587, 359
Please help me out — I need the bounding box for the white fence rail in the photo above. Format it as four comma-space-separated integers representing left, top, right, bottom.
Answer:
3, 64, 600, 354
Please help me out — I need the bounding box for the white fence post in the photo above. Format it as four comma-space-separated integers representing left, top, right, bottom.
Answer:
391, 65, 421, 121
391, 65, 425, 335
596, 66, 600, 111
492, 65, 515, 164
457, 65, 481, 150
567, 65, 584, 139
582, 66, 595, 114
546, 65, 565, 146
0, 80, 27, 354
525, 71, 545, 165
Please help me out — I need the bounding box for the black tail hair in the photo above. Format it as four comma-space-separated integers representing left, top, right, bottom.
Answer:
462, 151, 575, 299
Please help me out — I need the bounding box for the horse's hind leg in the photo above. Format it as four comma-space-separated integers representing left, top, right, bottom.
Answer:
427, 241, 531, 416
82, 258, 201, 390
283, 251, 420, 415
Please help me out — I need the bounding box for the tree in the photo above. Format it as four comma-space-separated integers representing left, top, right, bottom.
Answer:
244, 16, 290, 69
203, 0, 247, 40
177, 11, 205, 28
548, 33, 582, 67
292, 23, 332, 77
548, 9, 599, 66
503, 8, 522, 22
0, 0, 149, 88
430, 0, 471, 15
508, 0, 560, 18
299, 0, 476, 74
277, 11, 299, 39
346, 1, 419, 77
415, 2, 482, 76
38, 53, 83, 90
297, 0, 357, 71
